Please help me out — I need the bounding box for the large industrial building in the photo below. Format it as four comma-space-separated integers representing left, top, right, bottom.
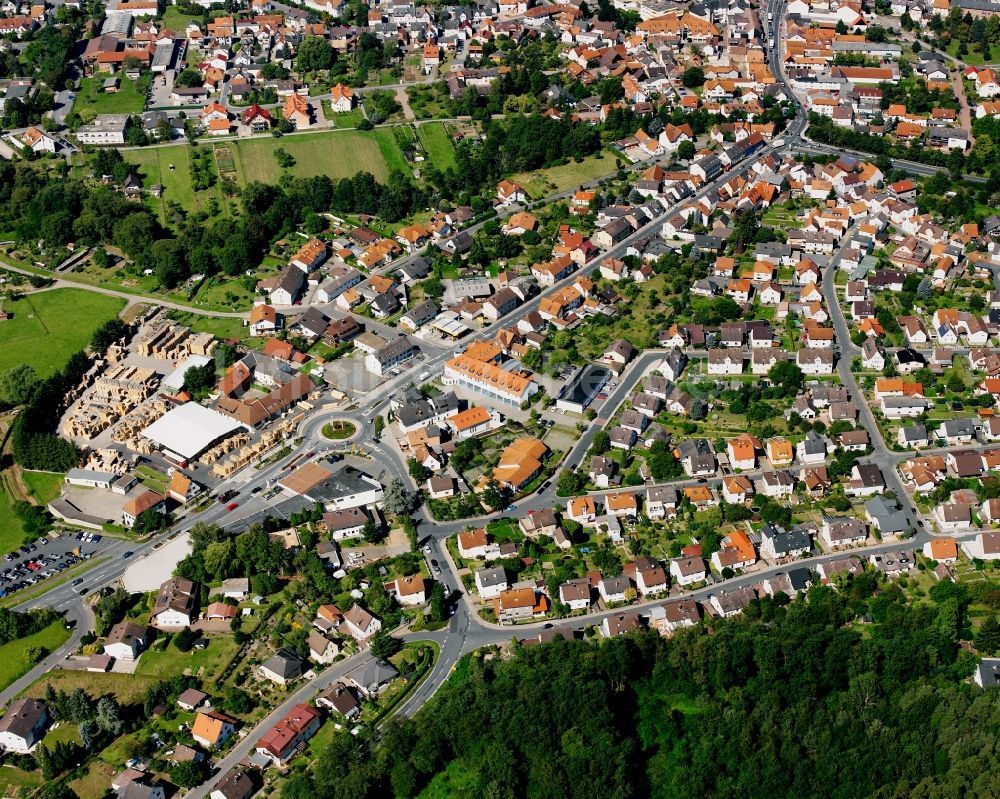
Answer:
142, 402, 244, 463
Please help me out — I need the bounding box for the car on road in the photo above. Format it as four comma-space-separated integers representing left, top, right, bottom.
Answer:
226, 502, 239, 511
122, 551, 133, 559
79, 588, 88, 595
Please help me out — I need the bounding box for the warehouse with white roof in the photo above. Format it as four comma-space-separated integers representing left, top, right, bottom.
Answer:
142, 402, 243, 463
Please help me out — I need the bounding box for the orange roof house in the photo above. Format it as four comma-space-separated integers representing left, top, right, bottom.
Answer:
683, 485, 715, 505
568, 495, 597, 520
283, 94, 311, 127
925, 538, 958, 562
767, 438, 794, 465
605, 492, 638, 514
448, 406, 492, 434
481, 437, 548, 493
191, 710, 238, 749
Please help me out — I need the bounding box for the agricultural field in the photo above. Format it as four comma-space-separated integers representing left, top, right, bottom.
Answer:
416, 122, 457, 170
74, 73, 149, 116
510, 151, 618, 199
0, 622, 70, 691
0, 289, 126, 376
231, 128, 409, 184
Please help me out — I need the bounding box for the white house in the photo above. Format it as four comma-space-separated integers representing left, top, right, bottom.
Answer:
559, 578, 592, 611
670, 556, 706, 587
0, 699, 48, 753
707, 348, 744, 375
342, 604, 382, 641
475, 567, 508, 600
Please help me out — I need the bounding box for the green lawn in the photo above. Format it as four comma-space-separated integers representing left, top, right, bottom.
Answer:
0, 289, 126, 376
135, 464, 170, 495
69, 761, 116, 799
161, 6, 201, 32
417, 122, 457, 170
511, 152, 618, 199
0, 622, 70, 691
232, 128, 408, 184
485, 519, 521, 544
166, 311, 250, 343
21, 470, 64, 504
43, 722, 82, 747
135, 635, 239, 680
75, 73, 149, 116
321, 106, 366, 129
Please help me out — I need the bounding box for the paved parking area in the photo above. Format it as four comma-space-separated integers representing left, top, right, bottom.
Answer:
58, 486, 127, 522
0, 531, 113, 600
323, 352, 388, 395
122, 532, 192, 592
147, 71, 174, 109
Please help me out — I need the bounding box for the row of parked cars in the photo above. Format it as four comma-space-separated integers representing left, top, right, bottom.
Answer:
0, 550, 91, 598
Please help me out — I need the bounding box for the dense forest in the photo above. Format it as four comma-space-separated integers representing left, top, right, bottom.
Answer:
283, 575, 1000, 799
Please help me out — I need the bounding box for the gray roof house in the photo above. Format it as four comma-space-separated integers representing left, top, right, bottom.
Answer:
864, 496, 909, 536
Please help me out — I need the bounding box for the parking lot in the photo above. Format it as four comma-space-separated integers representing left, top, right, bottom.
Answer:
0, 532, 113, 599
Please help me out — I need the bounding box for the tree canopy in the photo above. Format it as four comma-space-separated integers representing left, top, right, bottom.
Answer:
286, 578, 1000, 799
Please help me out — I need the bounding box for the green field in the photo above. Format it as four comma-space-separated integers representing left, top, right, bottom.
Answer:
125, 144, 232, 223
21, 470, 64, 504
135, 635, 239, 680
27, 669, 159, 705
160, 5, 202, 32
0, 622, 70, 691
946, 39, 1000, 66
75, 73, 149, 116
417, 122, 457, 170
321, 105, 366, 129
231, 128, 409, 184
0, 289, 126, 376
165, 311, 250, 343
0, 766, 42, 797
0, 489, 27, 555
511, 152, 617, 199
